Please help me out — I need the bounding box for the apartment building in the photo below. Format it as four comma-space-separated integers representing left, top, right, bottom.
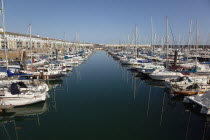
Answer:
0, 28, 73, 49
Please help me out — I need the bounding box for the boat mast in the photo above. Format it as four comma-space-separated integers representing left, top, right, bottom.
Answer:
29, 24, 32, 64
127, 34, 130, 49
1, 0, 8, 70
154, 33, 156, 54
134, 24, 138, 57
151, 16, 154, 54
187, 19, 192, 61
64, 32, 66, 49
166, 16, 169, 68
166, 16, 168, 58
196, 20, 199, 61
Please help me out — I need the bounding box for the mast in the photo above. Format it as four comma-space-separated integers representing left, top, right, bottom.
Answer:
135, 24, 138, 47
187, 19, 192, 61
29, 24, 32, 64
154, 33, 156, 53
127, 34, 130, 48
75, 32, 80, 51
161, 37, 164, 55
151, 16, 154, 54
196, 20, 199, 61
63, 32, 66, 48
134, 24, 138, 57
166, 16, 169, 59
165, 16, 169, 68
1, 0, 8, 70
63, 32, 66, 53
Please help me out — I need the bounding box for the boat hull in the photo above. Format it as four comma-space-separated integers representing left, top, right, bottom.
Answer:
173, 90, 205, 95
149, 74, 181, 81
0, 92, 48, 107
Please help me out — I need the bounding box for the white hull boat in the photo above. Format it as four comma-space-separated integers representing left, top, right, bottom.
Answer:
0, 80, 49, 106
149, 70, 183, 81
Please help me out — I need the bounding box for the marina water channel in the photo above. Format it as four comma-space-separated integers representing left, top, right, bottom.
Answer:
0, 50, 209, 140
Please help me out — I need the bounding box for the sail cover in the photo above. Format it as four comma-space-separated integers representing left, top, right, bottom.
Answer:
11, 83, 21, 95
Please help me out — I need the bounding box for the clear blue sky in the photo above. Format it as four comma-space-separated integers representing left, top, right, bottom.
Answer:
3, 0, 210, 44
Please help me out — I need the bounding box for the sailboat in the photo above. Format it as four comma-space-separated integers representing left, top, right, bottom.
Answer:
18, 25, 66, 80
0, 1, 49, 108
0, 79, 49, 106
149, 17, 184, 81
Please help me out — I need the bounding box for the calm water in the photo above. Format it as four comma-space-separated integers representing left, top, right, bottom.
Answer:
0, 51, 209, 140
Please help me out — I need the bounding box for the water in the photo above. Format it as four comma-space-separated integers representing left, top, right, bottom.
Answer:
0, 51, 209, 140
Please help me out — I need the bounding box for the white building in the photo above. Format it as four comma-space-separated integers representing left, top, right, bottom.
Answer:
0, 28, 73, 49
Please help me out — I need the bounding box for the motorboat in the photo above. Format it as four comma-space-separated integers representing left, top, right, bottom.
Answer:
149, 69, 183, 81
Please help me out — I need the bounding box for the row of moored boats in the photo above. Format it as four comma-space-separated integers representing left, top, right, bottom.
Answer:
108, 48, 210, 115
0, 48, 94, 111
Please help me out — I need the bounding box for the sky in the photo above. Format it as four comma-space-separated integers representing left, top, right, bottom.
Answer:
2, 0, 210, 44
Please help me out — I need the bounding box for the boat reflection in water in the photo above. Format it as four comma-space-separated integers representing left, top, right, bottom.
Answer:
144, 79, 165, 88
202, 116, 210, 139
0, 101, 48, 123
47, 79, 64, 112
3, 101, 48, 117
0, 102, 48, 140
47, 79, 64, 90
138, 73, 165, 88
183, 110, 210, 140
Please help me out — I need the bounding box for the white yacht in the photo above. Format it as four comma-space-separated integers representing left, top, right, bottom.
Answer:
149, 69, 183, 81
0, 80, 49, 107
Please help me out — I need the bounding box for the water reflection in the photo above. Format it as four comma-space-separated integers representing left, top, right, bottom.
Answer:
2, 102, 48, 117
132, 73, 137, 101
0, 51, 209, 140
184, 113, 210, 140
47, 79, 64, 90
0, 102, 48, 140
47, 80, 64, 112
160, 91, 166, 127
146, 86, 152, 117
110, 51, 210, 140
201, 116, 210, 140
144, 79, 165, 88
0, 102, 48, 126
